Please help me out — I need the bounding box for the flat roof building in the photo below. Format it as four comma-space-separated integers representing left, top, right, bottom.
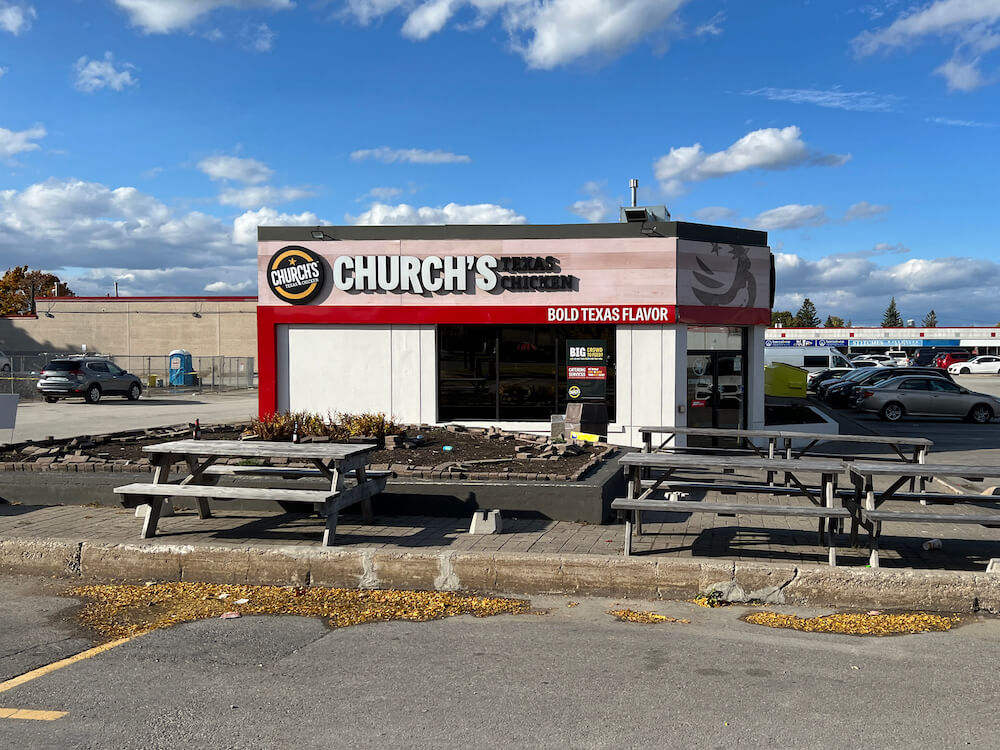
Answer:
257, 222, 773, 447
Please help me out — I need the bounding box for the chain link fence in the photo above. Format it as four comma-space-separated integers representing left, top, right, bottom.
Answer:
0, 352, 256, 400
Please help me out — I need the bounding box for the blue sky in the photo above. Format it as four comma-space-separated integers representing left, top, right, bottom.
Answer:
1, 0, 999, 325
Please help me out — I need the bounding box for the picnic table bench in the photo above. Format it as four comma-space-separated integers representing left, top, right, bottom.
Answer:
113, 439, 387, 546
849, 461, 1000, 567
614, 452, 849, 563
638, 425, 932, 488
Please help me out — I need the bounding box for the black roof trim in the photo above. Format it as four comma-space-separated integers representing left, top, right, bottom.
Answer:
258, 222, 767, 246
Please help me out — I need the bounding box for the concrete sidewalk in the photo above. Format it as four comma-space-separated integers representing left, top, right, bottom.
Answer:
3, 500, 1000, 613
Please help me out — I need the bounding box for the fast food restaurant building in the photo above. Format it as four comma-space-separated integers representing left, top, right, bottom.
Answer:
257, 222, 773, 447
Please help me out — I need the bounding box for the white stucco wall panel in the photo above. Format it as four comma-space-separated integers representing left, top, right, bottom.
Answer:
281, 324, 434, 424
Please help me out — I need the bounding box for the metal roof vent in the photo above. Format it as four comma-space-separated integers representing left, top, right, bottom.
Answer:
619, 179, 669, 223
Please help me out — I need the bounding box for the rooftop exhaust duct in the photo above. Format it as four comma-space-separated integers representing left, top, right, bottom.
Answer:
619, 179, 669, 223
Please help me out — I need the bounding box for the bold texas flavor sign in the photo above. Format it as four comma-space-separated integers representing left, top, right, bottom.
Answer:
258, 237, 771, 325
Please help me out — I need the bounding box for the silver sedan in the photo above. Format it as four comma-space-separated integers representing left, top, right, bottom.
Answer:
856, 375, 1000, 423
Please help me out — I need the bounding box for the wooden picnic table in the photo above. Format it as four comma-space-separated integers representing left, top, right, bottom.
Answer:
639, 425, 931, 462
638, 425, 932, 487
849, 461, 1000, 567
615, 452, 849, 564
113, 440, 387, 546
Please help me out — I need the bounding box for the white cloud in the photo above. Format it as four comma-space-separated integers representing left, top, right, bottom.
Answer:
350, 147, 471, 164
243, 22, 275, 51
568, 180, 614, 223
204, 279, 255, 292
347, 201, 526, 225
773, 248, 1000, 325
843, 201, 890, 221
73, 52, 138, 93
342, 0, 689, 69
0, 124, 45, 160
0, 2, 36, 35
232, 206, 323, 245
0, 66, 7, 78
934, 56, 991, 90
504, 0, 688, 69
198, 155, 274, 184
853, 0, 1000, 91
926, 115, 995, 126
654, 126, 850, 194
691, 206, 737, 223
363, 186, 404, 201
750, 204, 828, 231
0, 178, 245, 270
113, 0, 293, 33
694, 11, 724, 36
218, 185, 314, 208
743, 86, 901, 112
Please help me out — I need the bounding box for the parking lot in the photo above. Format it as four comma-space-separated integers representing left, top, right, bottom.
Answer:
2, 575, 999, 748
6, 390, 259, 443
814, 374, 1000, 461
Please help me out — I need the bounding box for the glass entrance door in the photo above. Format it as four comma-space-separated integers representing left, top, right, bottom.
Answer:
686, 352, 745, 431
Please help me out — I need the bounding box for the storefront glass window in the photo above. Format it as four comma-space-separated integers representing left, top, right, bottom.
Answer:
438, 325, 615, 422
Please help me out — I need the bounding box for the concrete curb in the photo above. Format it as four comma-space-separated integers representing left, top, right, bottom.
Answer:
2, 537, 999, 612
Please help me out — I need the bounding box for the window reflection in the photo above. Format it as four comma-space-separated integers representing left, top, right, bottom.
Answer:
438, 325, 616, 421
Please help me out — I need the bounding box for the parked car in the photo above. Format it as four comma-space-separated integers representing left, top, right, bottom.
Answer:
857, 375, 1000, 423
909, 348, 966, 367
35, 357, 143, 404
806, 367, 853, 391
849, 358, 890, 369
858, 353, 897, 367
948, 355, 1000, 375
935, 351, 972, 369
885, 350, 909, 366
823, 366, 954, 408
0, 350, 10, 373
815, 367, 878, 400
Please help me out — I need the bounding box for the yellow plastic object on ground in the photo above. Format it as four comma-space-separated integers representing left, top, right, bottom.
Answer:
764, 363, 807, 398
147, 375, 159, 388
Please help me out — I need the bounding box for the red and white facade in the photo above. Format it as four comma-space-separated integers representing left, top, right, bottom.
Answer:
257, 224, 773, 446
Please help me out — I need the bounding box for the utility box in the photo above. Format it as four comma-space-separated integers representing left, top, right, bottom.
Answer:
168, 349, 193, 386
764, 363, 807, 398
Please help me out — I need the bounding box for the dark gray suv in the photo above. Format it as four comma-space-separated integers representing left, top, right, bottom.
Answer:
36, 357, 143, 404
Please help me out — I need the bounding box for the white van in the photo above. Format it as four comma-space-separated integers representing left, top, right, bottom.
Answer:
763, 346, 853, 373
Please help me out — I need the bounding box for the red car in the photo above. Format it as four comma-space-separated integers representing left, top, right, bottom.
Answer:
934, 352, 971, 369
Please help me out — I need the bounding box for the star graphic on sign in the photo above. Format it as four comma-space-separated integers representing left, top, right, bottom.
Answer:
288, 258, 297, 265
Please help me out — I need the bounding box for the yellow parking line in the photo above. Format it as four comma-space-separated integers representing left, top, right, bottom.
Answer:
0, 707, 69, 721
0, 636, 134, 695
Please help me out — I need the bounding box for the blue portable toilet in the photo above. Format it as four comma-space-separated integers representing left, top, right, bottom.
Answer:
168, 349, 193, 386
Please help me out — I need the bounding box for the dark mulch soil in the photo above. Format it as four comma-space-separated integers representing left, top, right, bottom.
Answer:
1, 425, 608, 477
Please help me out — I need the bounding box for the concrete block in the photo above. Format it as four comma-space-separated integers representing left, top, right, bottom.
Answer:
246, 547, 310, 586
469, 510, 503, 535
134, 499, 175, 518
559, 554, 659, 598
80, 543, 183, 582
307, 550, 366, 589
653, 559, 710, 600
371, 551, 440, 591
179, 546, 251, 585
493, 553, 565, 595
987, 559, 1000, 573
448, 552, 497, 592
0, 538, 81, 578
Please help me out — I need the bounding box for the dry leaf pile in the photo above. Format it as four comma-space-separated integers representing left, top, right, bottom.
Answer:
744, 611, 959, 636
609, 608, 690, 625
67, 582, 530, 640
